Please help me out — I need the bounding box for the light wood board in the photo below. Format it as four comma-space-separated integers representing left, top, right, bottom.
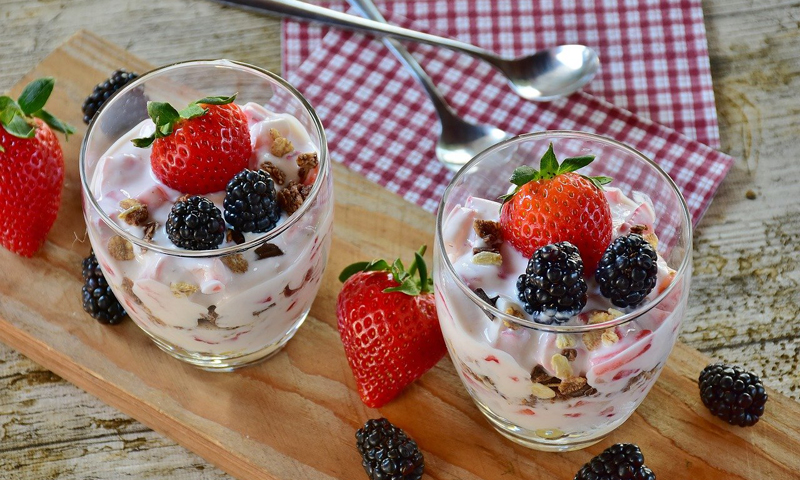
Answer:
0, 30, 798, 480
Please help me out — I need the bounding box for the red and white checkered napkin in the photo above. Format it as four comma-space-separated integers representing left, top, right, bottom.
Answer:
282, 0, 733, 222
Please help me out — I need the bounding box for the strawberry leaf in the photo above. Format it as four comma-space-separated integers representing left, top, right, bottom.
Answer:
502, 144, 611, 203
559, 155, 595, 174
179, 103, 207, 120
17, 77, 54, 115
132, 94, 235, 148
3, 114, 36, 139
193, 93, 237, 105
147, 101, 180, 128
131, 134, 156, 148
32, 109, 75, 139
0, 96, 15, 112
509, 165, 539, 186
0, 98, 21, 126
583, 175, 613, 190
391, 259, 408, 283
415, 252, 432, 294
338, 259, 390, 282
539, 142, 559, 178
384, 277, 421, 295
339, 246, 432, 297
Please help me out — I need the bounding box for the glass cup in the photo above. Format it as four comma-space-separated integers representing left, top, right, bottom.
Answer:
434, 131, 691, 451
80, 60, 333, 371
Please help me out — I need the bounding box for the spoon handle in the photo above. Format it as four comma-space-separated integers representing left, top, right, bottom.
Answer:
214, 0, 499, 62
345, 0, 456, 123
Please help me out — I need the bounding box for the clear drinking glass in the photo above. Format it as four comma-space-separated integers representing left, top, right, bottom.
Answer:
80, 60, 333, 371
434, 131, 691, 451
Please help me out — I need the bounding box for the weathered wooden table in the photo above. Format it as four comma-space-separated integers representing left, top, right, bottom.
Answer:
1, 0, 798, 478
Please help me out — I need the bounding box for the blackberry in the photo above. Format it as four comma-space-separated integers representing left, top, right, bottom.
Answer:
223, 169, 281, 233
574, 443, 656, 480
81, 69, 140, 124
699, 363, 768, 427
356, 418, 424, 480
595, 234, 658, 308
81, 252, 126, 325
166, 196, 225, 250
516, 242, 587, 324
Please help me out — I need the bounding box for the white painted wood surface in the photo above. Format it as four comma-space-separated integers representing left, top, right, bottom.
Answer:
0, 0, 797, 477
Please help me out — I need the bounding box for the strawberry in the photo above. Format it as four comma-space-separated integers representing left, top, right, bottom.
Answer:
499, 143, 612, 272
132, 94, 251, 194
0, 78, 74, 257
336, 246, 446, 408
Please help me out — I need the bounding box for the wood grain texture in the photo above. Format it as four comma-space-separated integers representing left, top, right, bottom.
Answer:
0, 0, 798, 477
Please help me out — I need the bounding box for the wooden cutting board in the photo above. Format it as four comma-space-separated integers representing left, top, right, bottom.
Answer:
1, 31, 798, 480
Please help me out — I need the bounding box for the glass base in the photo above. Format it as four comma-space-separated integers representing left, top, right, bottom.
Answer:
146, 310, 309, 372
474, 398, 616, 452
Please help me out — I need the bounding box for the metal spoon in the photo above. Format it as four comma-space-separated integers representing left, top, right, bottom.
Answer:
343, 0, 510, 170
215, 0, 600, 101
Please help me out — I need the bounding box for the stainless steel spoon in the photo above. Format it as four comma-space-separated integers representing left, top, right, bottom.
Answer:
344, 0, 510, 170
215, 0, 600, 101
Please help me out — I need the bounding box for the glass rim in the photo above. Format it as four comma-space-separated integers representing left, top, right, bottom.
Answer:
79, 59, 329, 258
435, 130, 693, 333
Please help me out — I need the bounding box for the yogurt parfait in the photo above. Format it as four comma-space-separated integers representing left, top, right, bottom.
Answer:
433, 132, 691, 450
80, 61, 332, 370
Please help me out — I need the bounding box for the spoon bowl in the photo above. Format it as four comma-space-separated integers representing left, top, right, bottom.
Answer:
495, 45, 600, 101
436, 117, 512, 170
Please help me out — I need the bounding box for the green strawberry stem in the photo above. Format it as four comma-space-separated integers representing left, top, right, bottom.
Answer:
132, 93, 237, 148
0, 77, 76, 149
339, 245, 433, 295
499, 142, 612, 204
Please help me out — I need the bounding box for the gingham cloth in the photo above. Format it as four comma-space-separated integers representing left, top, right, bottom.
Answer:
281, 0, 733, 221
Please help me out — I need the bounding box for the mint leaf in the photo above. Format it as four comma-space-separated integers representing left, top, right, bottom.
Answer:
32, 109, 75, 139
132, 134, 156, 148
193, 93, 237, 105
17, 77, 54, 115
509, 165, 538, 186
559, 155, 595, 174
179, 103, 207, 120
539, 142, 559, 178
3, 114, 36, 138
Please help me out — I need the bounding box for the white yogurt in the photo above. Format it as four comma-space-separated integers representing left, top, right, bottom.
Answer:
435, 188, 687, 436
87, 103, 333, 357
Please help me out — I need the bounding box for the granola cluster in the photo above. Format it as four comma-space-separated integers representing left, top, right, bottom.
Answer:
277, 181, 312, 215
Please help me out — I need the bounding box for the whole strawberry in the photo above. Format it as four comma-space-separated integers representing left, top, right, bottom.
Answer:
133, 94, 251, 194
499, 143, 612, 272
337, 247, 446, 408
0, 78, 74, 257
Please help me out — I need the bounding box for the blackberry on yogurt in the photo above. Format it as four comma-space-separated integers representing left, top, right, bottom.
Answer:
223, 169, 281, 233
595, 233, 658, 308
516, 241, 588, 324
166, 196, 225, 250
